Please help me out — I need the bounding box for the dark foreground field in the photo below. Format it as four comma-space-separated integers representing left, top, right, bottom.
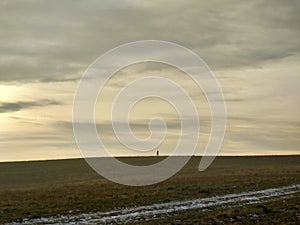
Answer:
0, 156, 299, 224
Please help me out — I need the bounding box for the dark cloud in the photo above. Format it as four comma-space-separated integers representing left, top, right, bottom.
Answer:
0, 99, 62, 113
0, 0, 299, 82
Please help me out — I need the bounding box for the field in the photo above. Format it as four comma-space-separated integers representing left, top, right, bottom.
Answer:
0, 156, 299, 224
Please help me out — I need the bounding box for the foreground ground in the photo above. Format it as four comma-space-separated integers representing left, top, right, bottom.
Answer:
0, 156, 299, 224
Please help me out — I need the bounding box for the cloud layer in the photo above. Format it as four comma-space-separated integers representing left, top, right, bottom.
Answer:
0, 99, 61, 113
1, 0, 299, 82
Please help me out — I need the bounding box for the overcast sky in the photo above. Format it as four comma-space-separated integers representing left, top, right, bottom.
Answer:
0, 0, 299, 161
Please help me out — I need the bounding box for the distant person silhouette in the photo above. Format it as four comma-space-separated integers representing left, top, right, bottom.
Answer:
156, 150, 159, 156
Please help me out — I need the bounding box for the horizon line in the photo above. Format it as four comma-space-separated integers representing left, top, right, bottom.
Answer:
1, 154, 299, 163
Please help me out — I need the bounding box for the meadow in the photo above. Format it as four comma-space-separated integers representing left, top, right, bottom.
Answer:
0, 156, 299, 224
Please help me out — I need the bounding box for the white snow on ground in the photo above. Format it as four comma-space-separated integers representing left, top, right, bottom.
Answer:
6, 184, 299, 225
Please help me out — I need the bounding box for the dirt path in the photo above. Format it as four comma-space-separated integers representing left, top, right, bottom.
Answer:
7, 184, 299, 224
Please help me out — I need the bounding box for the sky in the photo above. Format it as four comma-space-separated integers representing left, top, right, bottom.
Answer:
0, 0, 299, 161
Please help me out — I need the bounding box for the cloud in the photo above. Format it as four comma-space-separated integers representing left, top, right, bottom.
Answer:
0, 0, 299, 83
0, 99, 62, 113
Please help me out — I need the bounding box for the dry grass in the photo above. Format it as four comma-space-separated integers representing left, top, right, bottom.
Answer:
0, 156, 299, 224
